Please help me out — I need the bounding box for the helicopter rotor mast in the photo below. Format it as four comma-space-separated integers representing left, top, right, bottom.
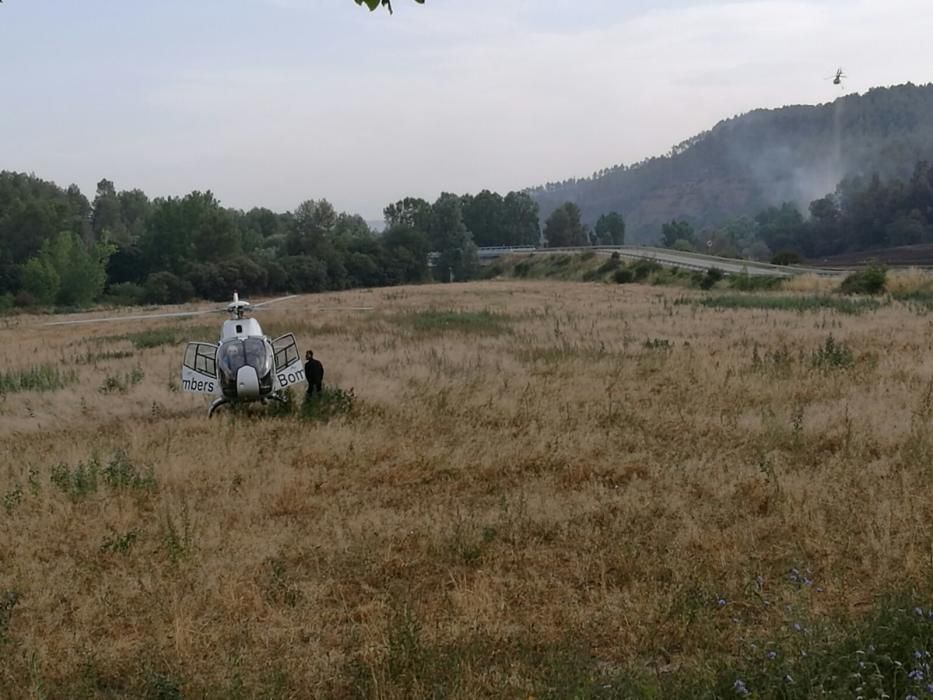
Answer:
226, 291, 252, 320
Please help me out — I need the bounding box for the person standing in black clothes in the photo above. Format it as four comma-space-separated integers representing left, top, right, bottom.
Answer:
305, 350, 324, 400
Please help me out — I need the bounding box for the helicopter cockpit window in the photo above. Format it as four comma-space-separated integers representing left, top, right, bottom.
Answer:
218, 339, 273, 379
243, 337, 273, 377
219, 340, 246, 378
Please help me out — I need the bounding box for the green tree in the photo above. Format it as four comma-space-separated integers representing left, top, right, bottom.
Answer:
139, 191, 239, 274
144, 271, 195, 305
91, 178, 126, 243
66, 184, 93, 245
287, 199, 338, 255
382, 225, 430, 283
594, 212, 625, 245
502, 191, 540, 246
23, 232, 112, 306
808, 195, 843, 254
886, 210, 928, 246
117, 188, 151, 242
544, 202, 588, 247
343, 235, 389, 287
430, 193, 479, 281
0, 172, 88, 270
280, 256, 328, 293
193, 207, 240, 262
384, 197, 432, 232
20, 257, 60, 306
462, 190, 505, 247
333, 213, 372, 241
756, 203, 805, 254
660, 220, 695, 248
141, 197, 193, 275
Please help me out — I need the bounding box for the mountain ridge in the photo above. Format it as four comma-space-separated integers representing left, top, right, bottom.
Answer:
528, 83, 933, 242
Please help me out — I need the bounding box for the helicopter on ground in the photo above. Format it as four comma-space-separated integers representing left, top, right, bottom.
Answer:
180, 292, 307, 417
48, 292, 369, 417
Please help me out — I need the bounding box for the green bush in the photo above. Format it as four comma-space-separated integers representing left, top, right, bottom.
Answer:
104, 282, 146, 306
144, 271, 195, 305
98, 367, 144, 394
0, 365, 79, 395
612, 268, 635, 284
683, 294, 882, 315
729, 273, 783, 291
671, 239, 696, 253
699, 267, 725, 290
811, 334, 854, 370
597, 257, 622, 275
267, 385, 357, 423
840, 265, 887, 295
13, 291, 36, 308
771, 250, 803, 265
632, 259, 662, 281
50, 451, 155, 499
300, 386, 356, 423
698, 595, 933, 700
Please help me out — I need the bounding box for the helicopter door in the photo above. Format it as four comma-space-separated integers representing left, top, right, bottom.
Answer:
272, 333, 305, 391
181, 342, 221, 395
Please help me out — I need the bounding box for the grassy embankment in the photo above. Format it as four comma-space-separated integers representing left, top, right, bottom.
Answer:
488, 250, 933, 310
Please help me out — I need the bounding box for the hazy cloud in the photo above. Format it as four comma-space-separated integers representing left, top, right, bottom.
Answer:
1, 0, 930, 216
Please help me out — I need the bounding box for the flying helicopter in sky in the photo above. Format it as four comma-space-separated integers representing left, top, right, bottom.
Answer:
828, 67, 846, 87
47, 292, 370, 417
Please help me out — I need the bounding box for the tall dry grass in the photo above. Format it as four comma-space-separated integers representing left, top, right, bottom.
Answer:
779, 273, 839, 294
885, 266, 933, 295
1, 281, 933, 696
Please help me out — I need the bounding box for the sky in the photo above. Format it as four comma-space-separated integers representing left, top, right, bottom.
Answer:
1, 0, 931, 219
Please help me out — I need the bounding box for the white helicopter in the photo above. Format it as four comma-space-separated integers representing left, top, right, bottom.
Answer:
180, 292, 307, 417
48, 292, 367, 417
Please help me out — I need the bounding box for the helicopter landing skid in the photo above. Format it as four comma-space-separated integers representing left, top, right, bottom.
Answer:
208, 397, 229, 418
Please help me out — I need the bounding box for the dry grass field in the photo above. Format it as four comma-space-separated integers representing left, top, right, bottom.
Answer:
3, 279, 933, 698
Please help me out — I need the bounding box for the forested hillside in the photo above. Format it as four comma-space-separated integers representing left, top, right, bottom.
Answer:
530, 83, 933, 241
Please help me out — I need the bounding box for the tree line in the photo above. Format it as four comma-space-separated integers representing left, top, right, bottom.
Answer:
656, 159, 933, 262
0, 172, 583, 309
4, 155, 928, 311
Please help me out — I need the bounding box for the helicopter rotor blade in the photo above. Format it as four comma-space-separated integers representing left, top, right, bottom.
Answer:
315, 306, 375, 311
250, 294, 299, 309
43, 293, 374, 327
44, 307, 225, 327
250, 295, 373, 312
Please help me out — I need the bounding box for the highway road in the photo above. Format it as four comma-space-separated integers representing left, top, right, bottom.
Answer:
477, 245, 847, 278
